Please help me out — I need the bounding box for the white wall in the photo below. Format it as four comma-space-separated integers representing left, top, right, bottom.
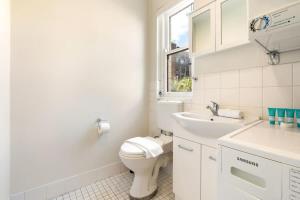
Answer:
0, 0, 11, 199
148, 0, 300, 136
11, 0, 148, 195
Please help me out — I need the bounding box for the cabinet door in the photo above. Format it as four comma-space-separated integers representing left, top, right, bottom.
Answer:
201, 146, 217, 200
216, 0, 249, 50
173, 137, 201, 200
194, 0, 215, 10
190, 2, 216, 57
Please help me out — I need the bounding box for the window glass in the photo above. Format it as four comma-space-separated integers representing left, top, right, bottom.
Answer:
167, 49, 192, 92
170, 5, 193, 50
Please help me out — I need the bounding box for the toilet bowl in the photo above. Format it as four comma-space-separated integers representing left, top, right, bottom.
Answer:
119, 135, 172, 200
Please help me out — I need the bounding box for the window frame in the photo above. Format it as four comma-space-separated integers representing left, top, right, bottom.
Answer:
157, 0, 194, 98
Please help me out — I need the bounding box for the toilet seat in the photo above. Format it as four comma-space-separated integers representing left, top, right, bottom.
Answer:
120, 143, 145, 158
120, 137, 164, 158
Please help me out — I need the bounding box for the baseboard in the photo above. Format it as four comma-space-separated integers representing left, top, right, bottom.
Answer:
10, 162, 128, 200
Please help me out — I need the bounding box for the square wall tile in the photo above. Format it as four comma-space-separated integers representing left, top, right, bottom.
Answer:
203, 89, 220, 105
262, 107, 269, 120
294, 86, 300, 108
220, 70, 239, 88
240, 67, 262, 88
293, 62, 300, 86
220, 88, 239, 107
191, 103, 203, 113
263, 87, 293, 107
192, 90, 204, 105
240, 106, 263, 120
240, 88, 262, 107
263, 64, 292, 87
204, 73, 220, 89
193, 75, 205, 90
184, 103, 193, 112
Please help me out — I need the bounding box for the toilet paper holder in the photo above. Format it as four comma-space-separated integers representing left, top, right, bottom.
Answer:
96, 118, 107, 124
96, 118, 110, 128
96, 118, 110, 136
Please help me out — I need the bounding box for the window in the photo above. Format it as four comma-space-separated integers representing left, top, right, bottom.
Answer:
167, 49, 191, 92
169, 5, 192, 50
157, 1, 193, 97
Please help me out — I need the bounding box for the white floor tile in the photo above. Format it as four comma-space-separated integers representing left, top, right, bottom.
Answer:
51, 170, 174, 200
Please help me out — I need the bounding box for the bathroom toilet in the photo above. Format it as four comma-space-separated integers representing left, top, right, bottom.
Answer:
119, 101, 183, 199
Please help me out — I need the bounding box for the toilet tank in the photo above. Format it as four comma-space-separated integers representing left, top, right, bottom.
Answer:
156, 101, 183, 133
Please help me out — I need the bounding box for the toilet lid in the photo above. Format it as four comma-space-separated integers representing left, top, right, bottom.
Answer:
120, 137, 163, 157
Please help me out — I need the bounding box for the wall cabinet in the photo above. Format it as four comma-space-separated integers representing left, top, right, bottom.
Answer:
191, 0, 299, 57
190, 0, 249, 57
173, 136, 217, 200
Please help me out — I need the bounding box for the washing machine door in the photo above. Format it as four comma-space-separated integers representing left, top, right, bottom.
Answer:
219, 147, 282, 200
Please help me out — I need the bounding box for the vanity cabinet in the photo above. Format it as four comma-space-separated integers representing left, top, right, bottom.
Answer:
190, 0, 249, 57
173, 136, 217, 200
173, 137, 201, 200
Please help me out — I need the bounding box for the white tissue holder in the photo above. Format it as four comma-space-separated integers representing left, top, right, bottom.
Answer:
96, 118, 110, 136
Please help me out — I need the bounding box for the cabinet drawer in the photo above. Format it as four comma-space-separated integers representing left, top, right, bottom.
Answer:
173, 137, 201, 200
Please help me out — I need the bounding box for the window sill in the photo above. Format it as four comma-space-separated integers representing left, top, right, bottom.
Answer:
157, 92, 193, 101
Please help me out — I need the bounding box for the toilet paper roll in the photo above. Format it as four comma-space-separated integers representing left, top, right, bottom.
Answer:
97, 121, 110, 136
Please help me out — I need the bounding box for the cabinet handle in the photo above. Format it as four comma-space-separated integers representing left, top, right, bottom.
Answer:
178, 145, 194, 152
209, 156, 216, 161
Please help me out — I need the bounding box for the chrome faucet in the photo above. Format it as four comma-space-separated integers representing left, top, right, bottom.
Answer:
206, 101, 219, 116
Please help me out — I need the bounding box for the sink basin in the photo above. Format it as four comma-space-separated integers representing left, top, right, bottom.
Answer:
173, 112, 245, 139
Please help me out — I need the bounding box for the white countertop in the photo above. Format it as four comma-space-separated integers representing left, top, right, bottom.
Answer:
219, 121, 300, 167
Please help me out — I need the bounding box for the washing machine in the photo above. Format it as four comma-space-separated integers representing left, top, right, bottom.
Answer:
218, 121, 300, 200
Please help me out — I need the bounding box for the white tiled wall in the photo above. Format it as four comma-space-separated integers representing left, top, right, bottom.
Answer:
186, 62, 300, 119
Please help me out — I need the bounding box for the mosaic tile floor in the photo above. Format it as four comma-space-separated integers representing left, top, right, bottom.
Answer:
51, 170, 174, 200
